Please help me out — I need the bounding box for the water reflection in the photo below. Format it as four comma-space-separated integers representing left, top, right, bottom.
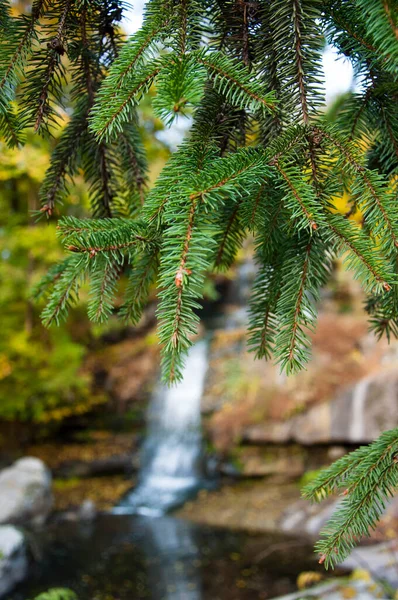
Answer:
139, 516, 201, 599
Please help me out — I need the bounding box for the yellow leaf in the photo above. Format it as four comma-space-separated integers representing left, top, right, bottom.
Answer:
297, 571, 323, 590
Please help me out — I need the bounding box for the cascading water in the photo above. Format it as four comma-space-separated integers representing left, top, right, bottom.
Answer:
349, 376, 370, 442
115, 339, 208, 516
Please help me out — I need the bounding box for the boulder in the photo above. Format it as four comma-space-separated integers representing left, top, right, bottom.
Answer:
279, 497, 341, 537
219, 446, 305, 479
0, 457, 53, 526
0, 526, 28, 598
343, 541, 398, 589
78, 500, 97, 521
244, 369, 398, 445
280, 492, 398, 539
271, 579, 387, 600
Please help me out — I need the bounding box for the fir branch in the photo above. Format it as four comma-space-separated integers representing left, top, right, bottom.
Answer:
120, 246, 159, 324
157, 186, 217, 381
158, 194, 200, 382
327, 6, 378, 56
214, 199, 243, 269
152, 54, 207, 125
248, 260, 282, 360
292, 0, 309, 124
0, 0, 45, 94
90, 60, 162, 141
31, 256, 74, 300
318, 126, 398, 253
20, 0, 72, 134
41, 254, 89, 326
98, 142, 113, 217
271, 160, 319, 230
0, 107, 24, 147
87, 254, 121, 322
247, 181, 266, 231
61, 227, 149, 256
57, 216, 138, 237
196, 50, 276, 112
91, 8, 169, 109
274, 235, 331, 373
312, 428, 398, 568
39, 96, 90, 211
357, 0, 398, 72
366, 282, 398, 342
303, 445, 373, 503
326, 213, 393, 292
117, 123, 148, 206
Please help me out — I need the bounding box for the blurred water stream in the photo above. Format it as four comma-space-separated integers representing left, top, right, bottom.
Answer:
115, 339, 209, 516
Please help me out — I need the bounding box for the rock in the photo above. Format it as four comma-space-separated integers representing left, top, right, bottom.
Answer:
281, 491, 398, 539
327, 446, 347, 461
295, 402, 331, 445
220, 447, 305, 479
271, 578, 387, 600
58, 499, 98, 524
343, 541, 398, 589
55, 453, 135, 479
244, 368, 398, 445
0, 457, 53, 526
279, 498, 341, 536
0, 525, 28, 598
331, 371, 398, 443
78, 500, 97, 521
243, 421, 293, 444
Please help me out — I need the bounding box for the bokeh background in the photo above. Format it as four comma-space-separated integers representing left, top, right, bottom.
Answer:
1, 3, 398, 600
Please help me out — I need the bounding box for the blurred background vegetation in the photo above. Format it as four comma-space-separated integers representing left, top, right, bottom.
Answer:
0, 78, 169, 428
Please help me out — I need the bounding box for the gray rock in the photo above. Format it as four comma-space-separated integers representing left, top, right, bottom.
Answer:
78, 500, 97, 521
271, 579, 387, 600
244, 369, 398, 445
330, 371, 398, 444
279, 498, 341, 537
343, 541, 398, 589
0, 457, 53, 526
243, 421, 293, 444
326, 446, 347, 461
0, 525, 28, 598
281, 492, 398, 539
295, 402, 331, 445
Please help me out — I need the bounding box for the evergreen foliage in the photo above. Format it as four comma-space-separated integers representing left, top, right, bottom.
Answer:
303, 429, 398, 569
0, 0, 397, 565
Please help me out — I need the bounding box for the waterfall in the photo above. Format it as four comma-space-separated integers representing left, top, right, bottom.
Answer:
115, 340, 208, 516
349, 377, 369, 442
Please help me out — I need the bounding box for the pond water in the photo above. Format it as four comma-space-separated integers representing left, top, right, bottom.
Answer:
11, 514, 323, 600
